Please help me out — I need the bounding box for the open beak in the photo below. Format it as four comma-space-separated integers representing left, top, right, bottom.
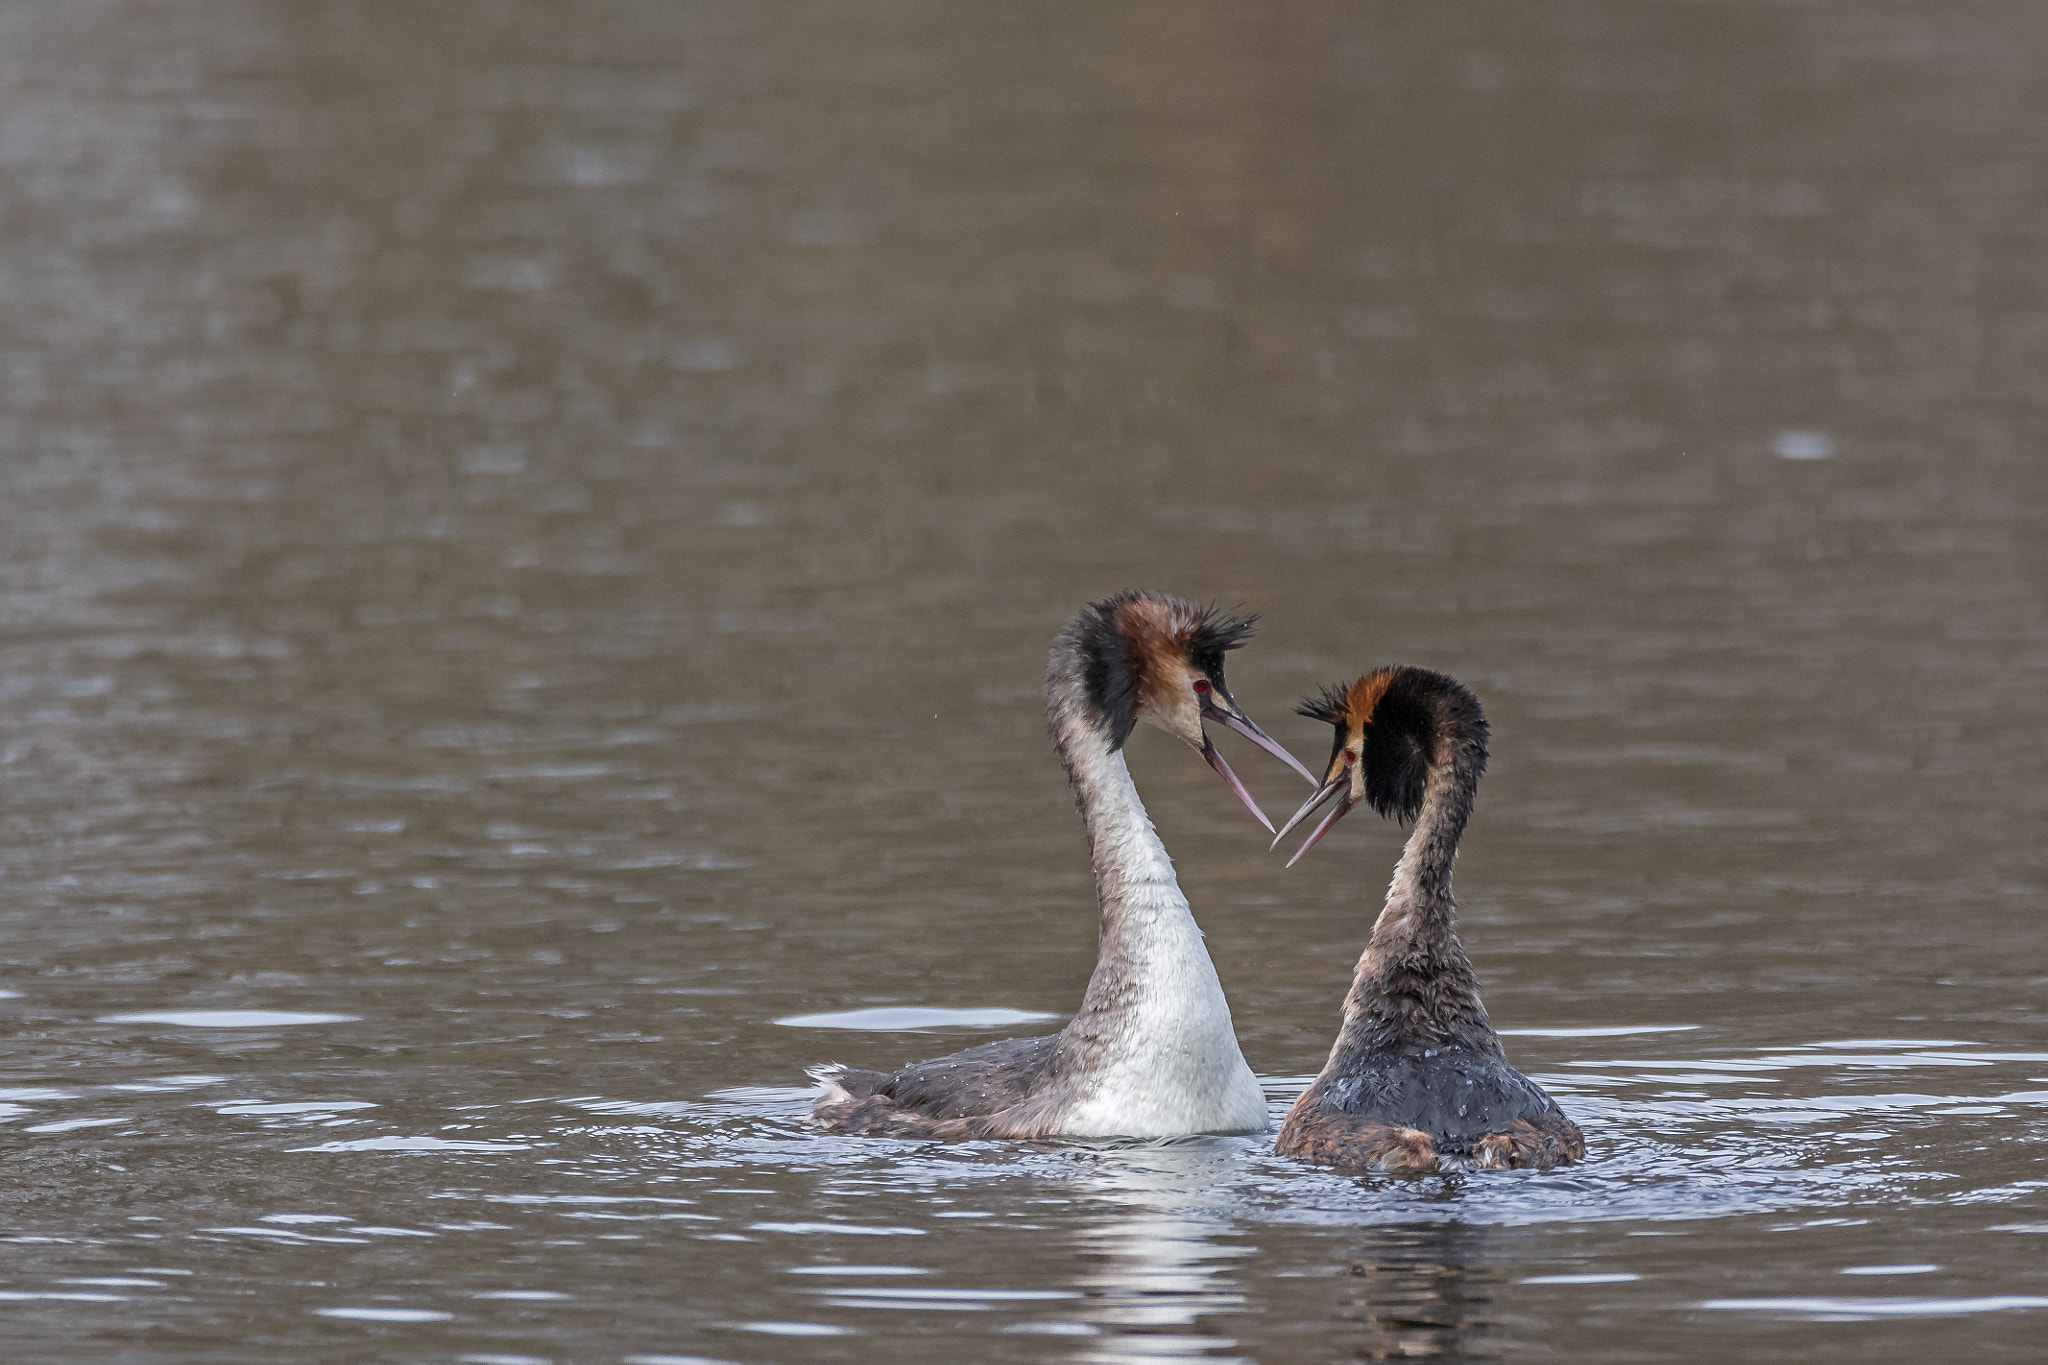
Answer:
1201, 690, 1318, 785
1271, 773, 1356, 867
1202, 737, 1274, 834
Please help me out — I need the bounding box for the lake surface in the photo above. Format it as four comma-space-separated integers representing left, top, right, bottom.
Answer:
2, 2, 2045, 1360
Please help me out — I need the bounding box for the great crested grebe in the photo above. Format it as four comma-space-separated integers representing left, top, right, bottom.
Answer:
1271, 666, 1583, 1173
810, 590, 1314, 1141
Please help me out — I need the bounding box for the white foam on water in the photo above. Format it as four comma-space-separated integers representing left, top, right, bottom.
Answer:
1501, 1025, 1698, 1038
288, 1136, 535, 1154
100, 1011, 358, 1028
1772, 430, 1835, 459
1702, 1295, 2048, 1319
315, 1306, 454, 1323
774, 1007, 1058, 1031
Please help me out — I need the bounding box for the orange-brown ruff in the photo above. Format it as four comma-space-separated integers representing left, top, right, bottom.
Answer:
1274, 666, 1584, 1174
809, 591, 1302, 1142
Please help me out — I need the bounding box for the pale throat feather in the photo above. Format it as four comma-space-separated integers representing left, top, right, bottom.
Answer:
1038, 680, 1267, 1137
1061, 712, 1214, 1023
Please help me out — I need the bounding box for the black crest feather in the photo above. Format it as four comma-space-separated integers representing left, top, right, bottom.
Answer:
1073, 596, 1140, 749
1298, 666, 1488, 824
1297, 682, 1352, 726
1183, 604, 1258, 680
1065, 591, 1257, 750
1361, 684, 1435, 824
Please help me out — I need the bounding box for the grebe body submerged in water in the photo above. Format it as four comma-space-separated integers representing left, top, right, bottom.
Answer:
1273, 666, 1583, 1173
811, 591, 1313, 1141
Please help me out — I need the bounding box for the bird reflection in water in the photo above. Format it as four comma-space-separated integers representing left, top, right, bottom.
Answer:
1057, 1147, 1255, 1363
1336, 1222, 1504, 1362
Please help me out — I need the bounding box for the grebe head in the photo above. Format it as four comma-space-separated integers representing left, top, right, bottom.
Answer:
1069, 590, 1315, 831
1273, 666, 1488, 865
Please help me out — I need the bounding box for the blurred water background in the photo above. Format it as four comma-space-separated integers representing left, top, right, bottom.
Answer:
1, 2, 2045, 1360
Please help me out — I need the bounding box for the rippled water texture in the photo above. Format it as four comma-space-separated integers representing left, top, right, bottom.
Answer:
3, 2, 2046, 1361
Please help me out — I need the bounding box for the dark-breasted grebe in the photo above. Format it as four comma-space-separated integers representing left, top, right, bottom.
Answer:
810, 590, 1313, 1140
1271, 666, 1583, 1173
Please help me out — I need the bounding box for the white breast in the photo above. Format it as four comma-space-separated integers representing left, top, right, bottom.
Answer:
1048, 881, 1269, 1138
1032, 706, 1269, 1139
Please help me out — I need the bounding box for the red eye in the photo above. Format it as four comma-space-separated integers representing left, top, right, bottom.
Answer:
1343, 750, 1357, 765
1192, 679, 1211, 694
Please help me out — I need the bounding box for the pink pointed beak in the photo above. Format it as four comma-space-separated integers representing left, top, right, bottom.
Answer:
1272, 772, 1356, 867
1200, 690, 1318, 786
1202, 737, 1274, 834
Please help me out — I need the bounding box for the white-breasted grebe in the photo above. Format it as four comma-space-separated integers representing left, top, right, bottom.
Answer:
1271, 666, 1583, 1173
810, 590, 1314, 1141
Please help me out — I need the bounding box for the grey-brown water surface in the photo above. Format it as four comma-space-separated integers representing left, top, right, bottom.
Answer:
3, 2, 2046, 1360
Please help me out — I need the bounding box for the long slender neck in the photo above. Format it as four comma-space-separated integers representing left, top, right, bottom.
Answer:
1045, 674, 1183, 942
1028, 645, 1261, 1135
1333, 748, 1497, 1055
1040, 646, 1245, 1055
